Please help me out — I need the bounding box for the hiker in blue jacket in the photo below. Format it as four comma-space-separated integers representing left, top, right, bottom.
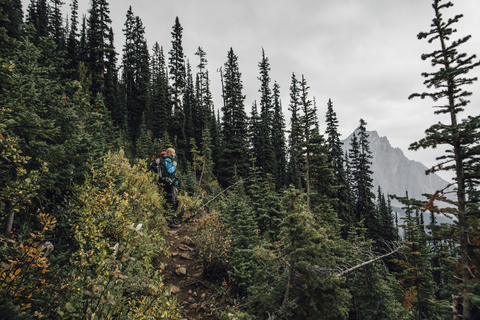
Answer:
163, 148, 181, 228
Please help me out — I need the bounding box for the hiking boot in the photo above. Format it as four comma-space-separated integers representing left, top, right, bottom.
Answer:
169, 219, 181, 228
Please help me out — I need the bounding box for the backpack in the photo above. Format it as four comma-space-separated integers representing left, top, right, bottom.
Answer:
150, 157, 176, 186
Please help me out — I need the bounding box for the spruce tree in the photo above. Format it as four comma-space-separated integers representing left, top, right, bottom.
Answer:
217, 48, 249, 187
149, 42, 170, 138
65, 0, 79, 79
87, 0, 112, 97
194, 46, 214, 140
182, 61, 197, 162
168, 16, 185, 115
248, 101, 261, 165
271, 81, 287, 188
324, 98, 351, 234
221, 181, 259, 296
26, 0, 48, 43
167, 17, 186, 153
121, 6, 150, 146
256, 49, 276, 178
293, 74, 317, 211
286, 72, 302, 189
409, 1, 480, 317
393, 193, 447, 319
349, 119, 378, 240
0, 0, 22, 41
49, 0, 64, 51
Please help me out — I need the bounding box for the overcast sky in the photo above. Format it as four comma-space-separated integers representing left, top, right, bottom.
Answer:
23, 0, 480, 181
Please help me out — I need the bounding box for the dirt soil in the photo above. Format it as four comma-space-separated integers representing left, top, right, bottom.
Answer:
161, 223, 221, 320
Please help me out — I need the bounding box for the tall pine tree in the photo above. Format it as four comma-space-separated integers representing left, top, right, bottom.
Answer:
409, 1, 480, 318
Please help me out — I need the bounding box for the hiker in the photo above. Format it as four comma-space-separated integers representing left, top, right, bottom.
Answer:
162, 148, 181, 228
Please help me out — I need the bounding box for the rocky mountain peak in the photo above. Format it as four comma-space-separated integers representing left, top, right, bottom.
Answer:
341, 130, 450, 203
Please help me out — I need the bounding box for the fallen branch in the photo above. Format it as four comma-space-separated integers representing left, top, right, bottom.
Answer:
185, 177, 251, 222
335, 246, 402, 277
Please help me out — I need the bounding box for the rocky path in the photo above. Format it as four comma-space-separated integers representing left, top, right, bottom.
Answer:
162, 225, 220, 320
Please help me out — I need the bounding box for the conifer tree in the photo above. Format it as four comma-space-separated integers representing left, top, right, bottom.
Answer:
376, 186, 398, 243
149, 42, 170, 138
65, 0, 79, 79
0, 0, 22, 41
168, 16, 185, 115
324, 98, 351, 233
121, 6, 150, 146
247, 162, 283, 241
409, 1, 480, 317
349, 119, 378, 240
272, 186, 349, 319
103, 27, 119, 124
217, 48, 249, 187
271, 81, 287, 188
49, 0, 64, 51
194, 46, 214, 140
167, 17, 186, 153
393, 193, 447, 319
26, 0, 48, 43
87, 0, 113, 97
249, 101, 261, 165
136, 114, 152, 160
2, 37, 91, 201
286, 72, 302, 189
78, 14, 87, 60
221, 180, 259, 296
183, 61, 196, 161
345, 240, 401, 320
257, 49, 276, 178
293, 74, 317, 211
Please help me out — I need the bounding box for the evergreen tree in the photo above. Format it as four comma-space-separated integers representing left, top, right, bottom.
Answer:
345, 233, 401, 320
325, 98, 351, 234
149, 42, 170, 138
136, 114, 152, 160
293, 74, 317, 211
221, 181, 259, 296
286, 72, 302, 189
0, 0, 22, 41
349, 119, 377, 240
271, 186, 349, 319
103, 27, 119, 125
78, 14, 87, 61
376, 186, 398, 243
26, 0, 48, 43
65, 0, 79, 79
271, 81, 287, 188
217, 48, 249, 187
121, 6, 150, 147
409, 1, 480, 317
393, 193, 447, 319
247, 163, 283, 241
87, 0, 112, 97
1, 37, 91, 217
256, 48, 276, 178
182, 61, 196, 162
167, 17, 186, 152
48, 0, 64, 51
168, 16, 185, 115
194, 46, 214, 140
248, 101, 261, 165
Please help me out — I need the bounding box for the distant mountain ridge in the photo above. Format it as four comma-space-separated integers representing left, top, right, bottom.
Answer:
341, 130, 450, 203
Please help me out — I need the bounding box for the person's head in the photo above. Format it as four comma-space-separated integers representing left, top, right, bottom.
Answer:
166, 148, 176, 158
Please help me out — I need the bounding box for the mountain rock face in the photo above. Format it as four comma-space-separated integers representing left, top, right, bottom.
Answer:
341, 130, 450, 203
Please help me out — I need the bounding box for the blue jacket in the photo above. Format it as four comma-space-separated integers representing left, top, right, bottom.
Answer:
163, 154, 178, 187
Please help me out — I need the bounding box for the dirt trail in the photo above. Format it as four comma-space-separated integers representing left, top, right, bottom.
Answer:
161, 224, 220, 320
